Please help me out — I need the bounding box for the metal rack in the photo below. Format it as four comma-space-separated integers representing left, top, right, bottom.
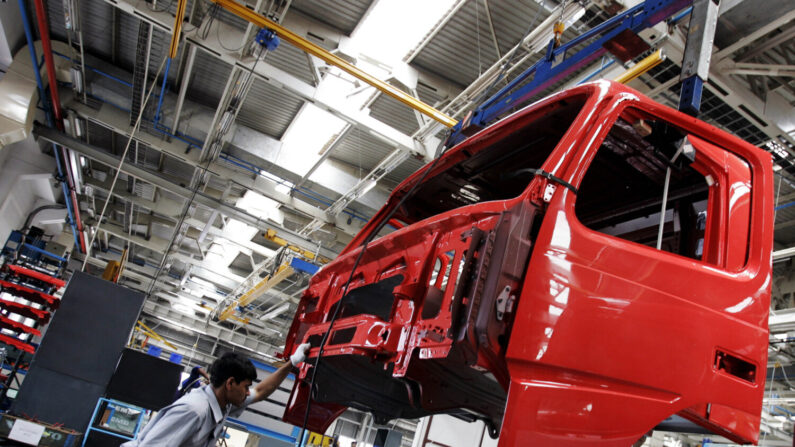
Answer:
0, 228, 68, 405
82, 398, 150, 445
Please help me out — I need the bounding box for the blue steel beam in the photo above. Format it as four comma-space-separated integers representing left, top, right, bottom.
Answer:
447, 0, 692, 147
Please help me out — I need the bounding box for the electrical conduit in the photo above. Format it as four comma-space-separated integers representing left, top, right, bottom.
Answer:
33, 0, 87, 253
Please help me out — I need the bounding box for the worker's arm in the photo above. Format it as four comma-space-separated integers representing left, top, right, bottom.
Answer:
198, 366, 210, 381
250, 343, 311, 404
250, 361, 292, 403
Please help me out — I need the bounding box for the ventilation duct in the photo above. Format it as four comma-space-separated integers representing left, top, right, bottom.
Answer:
0, 41, 71, 148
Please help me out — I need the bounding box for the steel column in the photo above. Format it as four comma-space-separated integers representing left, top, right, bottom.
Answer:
678, 0, 719, 115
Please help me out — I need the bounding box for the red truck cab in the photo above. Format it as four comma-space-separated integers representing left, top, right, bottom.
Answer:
282, 80, 773, 446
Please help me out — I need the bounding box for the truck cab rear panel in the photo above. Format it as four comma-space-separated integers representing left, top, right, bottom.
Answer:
282, 81, 773, 446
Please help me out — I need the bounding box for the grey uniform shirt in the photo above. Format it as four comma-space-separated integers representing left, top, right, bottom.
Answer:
121, 385, 253, 447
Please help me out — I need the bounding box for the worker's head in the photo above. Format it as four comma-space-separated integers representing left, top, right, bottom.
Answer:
209, 352, 257, 406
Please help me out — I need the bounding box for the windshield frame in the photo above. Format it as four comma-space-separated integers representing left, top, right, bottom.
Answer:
340, 83, 604, 255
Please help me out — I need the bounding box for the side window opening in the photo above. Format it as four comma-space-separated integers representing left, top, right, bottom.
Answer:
575, 110, 715, 263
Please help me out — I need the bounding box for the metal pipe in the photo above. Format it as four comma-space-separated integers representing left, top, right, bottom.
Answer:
17, 0, 81, 249
211, 0, 457, 128
171, 44, 197, 134
154, 57, 172, 123
614, 49, 666, 85
33, 0, 88, 253
155, 0, 187, 123
33, 0, 64, 128
23, 204, 66, 230
18, 0, 51, 126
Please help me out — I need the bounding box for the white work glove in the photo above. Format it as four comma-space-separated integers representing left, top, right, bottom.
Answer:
290, 342, 311, 367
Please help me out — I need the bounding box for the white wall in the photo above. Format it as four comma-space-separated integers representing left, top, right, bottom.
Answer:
0, 135, 62, 243
0, 1, 25, 71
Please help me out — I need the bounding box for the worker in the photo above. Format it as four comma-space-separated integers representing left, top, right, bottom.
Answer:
174, 365, 211, 401
122, 343, 311, 446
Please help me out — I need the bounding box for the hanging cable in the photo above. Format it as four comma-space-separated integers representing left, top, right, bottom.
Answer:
146, 34, 273, 294
297, 131, 452, 445
199, 4, 220, 40
471, 0, 547, 106
216, 17, 248, 52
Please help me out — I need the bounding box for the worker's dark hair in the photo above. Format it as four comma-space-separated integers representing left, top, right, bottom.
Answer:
209, 352, 257, 387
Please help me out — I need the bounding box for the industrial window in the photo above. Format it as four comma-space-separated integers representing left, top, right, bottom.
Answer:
575, 108, 735, 264
394, 95, 587, 224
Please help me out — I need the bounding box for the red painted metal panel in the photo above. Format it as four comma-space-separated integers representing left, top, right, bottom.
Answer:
0, 298, 51, 324
0, 315, 42, 337
0, 334, 36, 354
281, 81, 773, 445
6, 264, 67, 288
0, 280, 60, 309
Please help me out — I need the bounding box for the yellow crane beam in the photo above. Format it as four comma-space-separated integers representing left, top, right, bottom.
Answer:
136, 321, 178, 351
167, 0, 188, 58
218, 263, 295, 321
263, 229, 330, 264
614, 49, 666, 85
211, 0, 457, 128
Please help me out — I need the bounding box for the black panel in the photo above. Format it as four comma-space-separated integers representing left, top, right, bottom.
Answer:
106, 349, 183, 410
11, 273, 145, 430
83, 429, 127, 447
9, 367, 106, 430
31, 272, 145, 384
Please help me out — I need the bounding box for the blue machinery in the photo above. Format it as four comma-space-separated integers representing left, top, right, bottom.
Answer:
446, 0, 716, 147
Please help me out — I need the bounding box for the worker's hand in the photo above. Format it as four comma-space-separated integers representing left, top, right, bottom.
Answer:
290, 342, 311, 367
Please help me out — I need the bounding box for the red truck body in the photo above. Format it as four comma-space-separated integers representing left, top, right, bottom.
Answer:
282, 80, 773, 446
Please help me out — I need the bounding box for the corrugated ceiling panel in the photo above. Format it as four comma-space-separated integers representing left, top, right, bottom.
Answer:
290, 0, 374, 35
416, 81, 446, 107
46, 0, 67, 40
213, 4, 250, 30
147, 26, 171, 81
329, 128, 394, 174
44, 0, 114, 60
236, 78, 303, 138
186, 48, 233, 109
117, 11, 140, 73
410, 3, 501, 87
86, 120, 114, 150
264, 43, 316, 86
369, 94, 420, 136
385, 156, 425, 188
